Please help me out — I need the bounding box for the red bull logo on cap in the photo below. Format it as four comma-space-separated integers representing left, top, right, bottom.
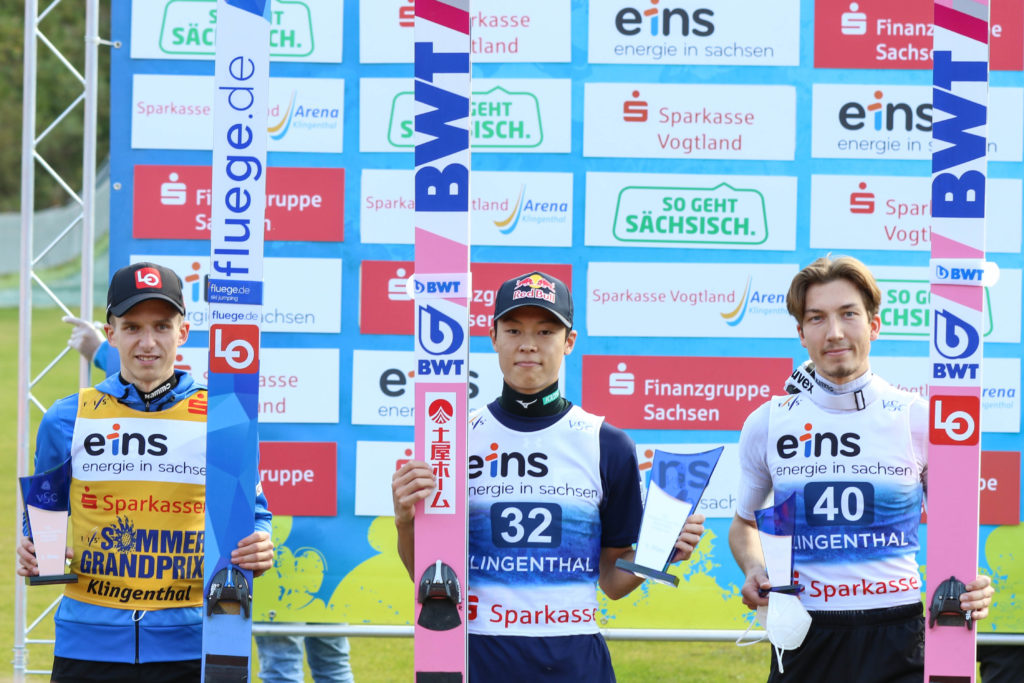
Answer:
512, 273, 556, 304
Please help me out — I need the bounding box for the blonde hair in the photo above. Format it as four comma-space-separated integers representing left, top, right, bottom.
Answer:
786, 255, 881, 322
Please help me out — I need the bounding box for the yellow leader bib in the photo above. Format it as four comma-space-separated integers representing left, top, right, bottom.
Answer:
65, 388, 207, 610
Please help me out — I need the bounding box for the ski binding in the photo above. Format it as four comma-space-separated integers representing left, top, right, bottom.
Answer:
929, 576, 972, 630
207, 566, 251, 618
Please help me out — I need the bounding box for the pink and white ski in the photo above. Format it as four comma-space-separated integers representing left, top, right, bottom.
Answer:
924, 2, 989, 681
412, 1, 471, 681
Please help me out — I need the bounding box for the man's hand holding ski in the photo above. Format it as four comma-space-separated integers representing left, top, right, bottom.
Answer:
391, 460, 436, 579
958, 576, 994, 620
230, 531, 275, 578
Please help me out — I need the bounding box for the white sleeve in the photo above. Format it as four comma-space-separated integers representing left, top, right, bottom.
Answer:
910, 396, 929, 491
735, 401, 774, 521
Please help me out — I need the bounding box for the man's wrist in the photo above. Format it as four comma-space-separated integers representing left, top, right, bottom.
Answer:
745, 564, 767, 580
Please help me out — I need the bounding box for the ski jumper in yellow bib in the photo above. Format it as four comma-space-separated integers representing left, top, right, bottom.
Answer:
66, 387, 207, 609
28, 370, 272, 663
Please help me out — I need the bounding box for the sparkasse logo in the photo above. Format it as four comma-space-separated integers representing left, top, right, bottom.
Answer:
777, 423, 861, 458
849, 181, 875, 214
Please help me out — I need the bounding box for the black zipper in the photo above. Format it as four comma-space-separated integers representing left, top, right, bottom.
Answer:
134, 611, 140, 664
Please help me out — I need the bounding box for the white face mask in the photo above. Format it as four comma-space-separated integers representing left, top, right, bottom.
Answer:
735, 593, 812, 674
765, 592, 812, 673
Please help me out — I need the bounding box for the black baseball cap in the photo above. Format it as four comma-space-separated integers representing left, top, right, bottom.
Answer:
107, 262, 186, 319
493, 271, 573, 329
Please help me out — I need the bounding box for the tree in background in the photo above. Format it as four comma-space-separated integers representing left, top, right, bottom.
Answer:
1, 0, 110, 212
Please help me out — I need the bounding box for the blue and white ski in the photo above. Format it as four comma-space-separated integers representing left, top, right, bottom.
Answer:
202, 1, 271, 680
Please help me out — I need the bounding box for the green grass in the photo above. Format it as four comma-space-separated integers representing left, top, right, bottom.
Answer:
0, 306, 767, 681
1, 307, 104, 681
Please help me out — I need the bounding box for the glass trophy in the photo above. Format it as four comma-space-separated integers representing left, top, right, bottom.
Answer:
617, 447, 723, 586
19, 458, 77, 585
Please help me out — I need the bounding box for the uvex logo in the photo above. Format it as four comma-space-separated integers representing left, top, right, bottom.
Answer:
83, 423, 169, 456
777, 423, 860, 459
468, 443, 549, 480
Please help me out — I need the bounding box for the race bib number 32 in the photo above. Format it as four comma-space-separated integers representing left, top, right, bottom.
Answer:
490, 503, 562, 549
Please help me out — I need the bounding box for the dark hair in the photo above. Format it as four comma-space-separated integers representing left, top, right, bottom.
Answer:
786, 255, 881, 322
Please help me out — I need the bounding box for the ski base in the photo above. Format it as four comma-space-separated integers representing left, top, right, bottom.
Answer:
416, 674, 463, 683
204, 653, 249, 682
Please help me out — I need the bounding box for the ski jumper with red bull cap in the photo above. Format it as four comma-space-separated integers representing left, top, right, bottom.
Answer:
412, 1, 472, 680
201, 1, 271, 680
463, 394, 642, 682
467, 405, 606, 636
924, 2, 988, 680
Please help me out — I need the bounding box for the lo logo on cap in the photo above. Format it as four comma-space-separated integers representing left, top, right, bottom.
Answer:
135, 267, 162, 289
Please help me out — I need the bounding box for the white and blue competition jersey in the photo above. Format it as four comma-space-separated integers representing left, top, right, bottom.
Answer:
737, 376, 927, 611
466, 401, 642, 637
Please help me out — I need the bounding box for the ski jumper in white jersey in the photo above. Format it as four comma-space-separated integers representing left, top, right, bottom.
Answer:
466, 391, 642, 683
737, 368, 929, 682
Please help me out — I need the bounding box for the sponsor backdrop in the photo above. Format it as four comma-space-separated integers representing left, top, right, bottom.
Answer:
108, 0, 1023, 635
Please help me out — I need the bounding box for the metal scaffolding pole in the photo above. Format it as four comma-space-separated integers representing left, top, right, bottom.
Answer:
16, 1, 102, 679
250, 623, 1024, 646
14, 0, 38, 671
80, 0, 99, 386
15, 0, 38, 676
